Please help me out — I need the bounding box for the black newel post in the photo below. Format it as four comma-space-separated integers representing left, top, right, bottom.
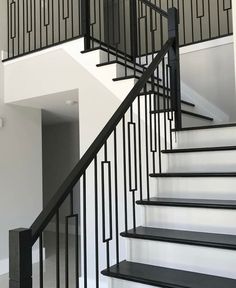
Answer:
130, 0, 138, 59
9, 228, 32, 288
168, 7, 182, 131
81, 0, 91, 50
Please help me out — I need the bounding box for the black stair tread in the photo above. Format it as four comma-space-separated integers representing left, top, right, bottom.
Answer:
172, 122, 236, 132
97, 60, 146, 71
162, 145, 236, 154
151, 109, 213, 121
96, 60, 162, 81
81, 45, 133, 62
150, 172, 236, 177
121, 226, 236, 249
139, 91, 195, 107
102, 260, 236, 288
97, 60, 160, 81
113, 74, 163, 83
136, 197, 236, 209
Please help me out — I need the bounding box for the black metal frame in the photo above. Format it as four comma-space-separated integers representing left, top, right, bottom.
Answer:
4, 0, 232, 61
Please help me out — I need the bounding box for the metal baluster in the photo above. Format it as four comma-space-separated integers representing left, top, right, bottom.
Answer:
52, 0, 54, 44
71, 0, 74, 37
144, 86, 150, 200
94, 156, 99, 287
196, 0, 204, 41
217, 0, 220, 36
128, 105, 137, 229
7, 0, 10, 58
113, 129, 120, 264
83, 173, 87, 288
10, 0, 17, 57
58, 0, 61, 41
39, 0, 42, 47
101, 142, 113, 269
137, 95, 143, 201
162, 58, 167, 150
18, 0, 21, 54
62, 0, 69, 40
39, 233, 44, 288
190, 0, 194, 43
56, 210, 60, 288
208, 0, 211, 39
182, 0, 186, 45
23, 0, 25, 52
166, 63, 173, 150
156, 66, 162, 173
26, 0, 33, 51
122, 116, 128, 231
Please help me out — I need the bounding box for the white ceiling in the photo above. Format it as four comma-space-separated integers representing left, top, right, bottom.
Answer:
11, 89, 79, 125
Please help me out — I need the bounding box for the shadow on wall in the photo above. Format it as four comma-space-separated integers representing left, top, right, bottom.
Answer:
180, 39, 236, 123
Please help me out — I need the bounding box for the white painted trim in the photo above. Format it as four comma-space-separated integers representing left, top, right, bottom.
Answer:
180, 36, 233, 55
181, 82, 230, 123
2, 38, 83, 64
0, 248, 45, 276
3, 35, 233, 65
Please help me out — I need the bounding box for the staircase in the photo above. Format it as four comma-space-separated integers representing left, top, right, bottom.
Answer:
7, 1, 236, 288
82, 46, 214, 129
102, 123, 236, 288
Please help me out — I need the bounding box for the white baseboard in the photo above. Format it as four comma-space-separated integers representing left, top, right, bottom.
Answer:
180, 36, 233, 55
0, 248, 45, 276
0, 258, 9, 276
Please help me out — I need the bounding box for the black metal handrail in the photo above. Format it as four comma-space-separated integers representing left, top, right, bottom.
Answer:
9, 7, 181, 288
139, 0, 168, 18
30, 37, 174, 244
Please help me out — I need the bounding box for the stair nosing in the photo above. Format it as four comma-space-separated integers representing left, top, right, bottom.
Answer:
151, 109, 213, 121
102, 260, 236, 288
161, 146, 236, 154
172, 122, 236, 132
150, 172, 236, 178
136, 197, 236, 209
97, 60, 151, 76
139, 91, 195, 107
120, 226, 236, 250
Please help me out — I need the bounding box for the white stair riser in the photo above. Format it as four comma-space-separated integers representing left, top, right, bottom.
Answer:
116, 65, 143, 78
181, 113, 213, 128
110, 278, 159, 288
152, 177, 236, 199
164, 150, 236, 172
144, 206, 236, 235
176, 126, 236, 148
127, 238, 236, 279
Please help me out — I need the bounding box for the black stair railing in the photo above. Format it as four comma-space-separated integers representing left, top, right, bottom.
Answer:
5, 0, 232, 61
9, 7, 181, 288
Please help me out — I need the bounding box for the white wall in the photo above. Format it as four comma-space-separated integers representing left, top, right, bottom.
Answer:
0, 106, 42, 273
180, 38, 236, 122
0, 0, 43, 275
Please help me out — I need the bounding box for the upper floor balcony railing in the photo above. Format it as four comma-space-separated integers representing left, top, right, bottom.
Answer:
5, 0, 233, 61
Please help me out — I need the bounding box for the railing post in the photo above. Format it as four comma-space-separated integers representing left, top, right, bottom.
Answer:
9, 228, 32, 288
130, 0, 138, 59
81, 0, 91, 50
168, 7, 182, 130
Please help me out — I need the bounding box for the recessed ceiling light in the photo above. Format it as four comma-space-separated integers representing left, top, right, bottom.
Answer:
65, 100, 78, 106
